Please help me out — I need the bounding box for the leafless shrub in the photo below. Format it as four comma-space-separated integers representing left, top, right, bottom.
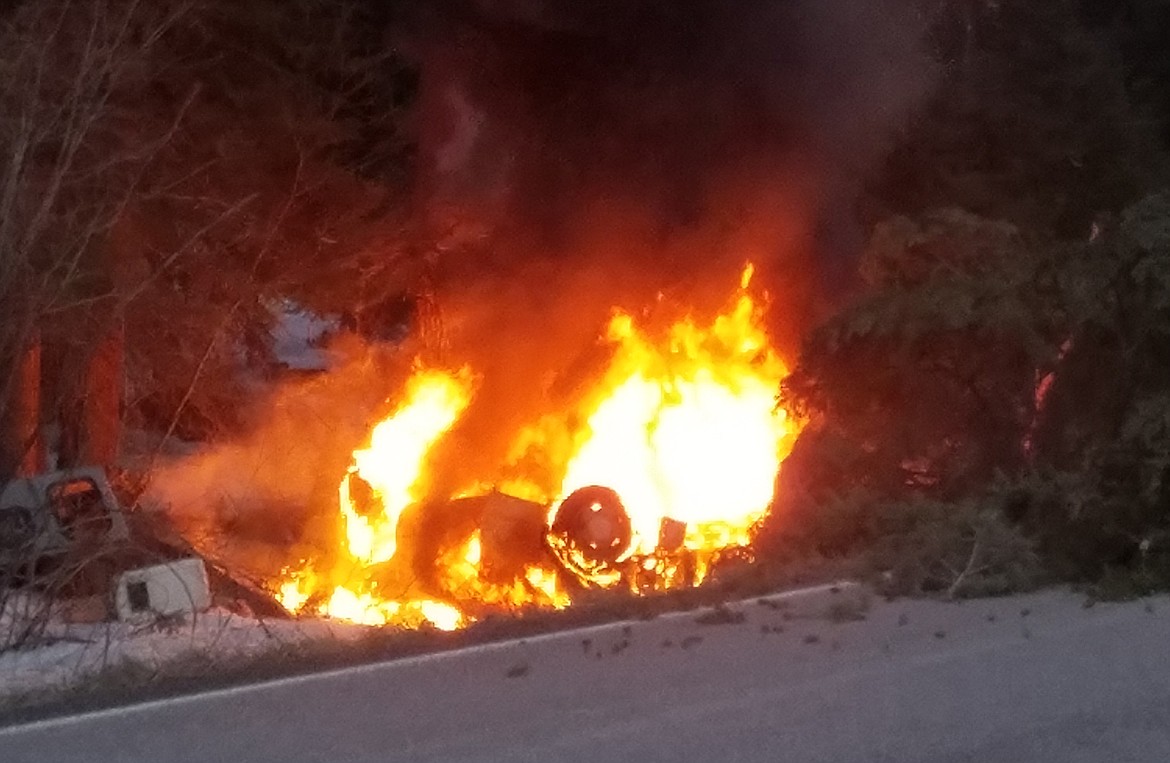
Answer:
0, 0, 208, 474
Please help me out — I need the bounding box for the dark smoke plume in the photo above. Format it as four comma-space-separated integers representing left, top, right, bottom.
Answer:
408, 1, 932, 280
406, 0, 936, 496
150, 1, 936, 577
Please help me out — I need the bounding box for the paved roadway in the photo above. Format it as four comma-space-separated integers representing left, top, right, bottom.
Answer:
2, 586, 1169, 762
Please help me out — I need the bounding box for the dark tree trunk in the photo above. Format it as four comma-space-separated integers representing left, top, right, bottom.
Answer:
80, 319, 124, 467
57, 320, 124, 469
0, 333, 44, 480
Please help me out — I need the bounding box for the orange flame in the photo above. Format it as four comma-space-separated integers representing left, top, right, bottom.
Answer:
560, 286, 790, 554
276, 367, 476, 630
340, 367, 474, 565
276, 263, 799, 626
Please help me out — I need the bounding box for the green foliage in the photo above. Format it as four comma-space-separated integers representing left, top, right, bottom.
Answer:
1019, 193, 1170, 577
763, 488, 1044, 598
782, 208, 1054, 500
992, 464, 1170, 592
777, 193, 1170, 590
1034, 194, 1170, 457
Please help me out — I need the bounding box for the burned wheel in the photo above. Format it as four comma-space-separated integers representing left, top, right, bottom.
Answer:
546, 486, 632, 585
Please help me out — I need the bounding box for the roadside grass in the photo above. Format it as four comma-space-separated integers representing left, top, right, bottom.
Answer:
0, 560, 866, 723
8, 486, 1140, 725
2, 498, 1068, 725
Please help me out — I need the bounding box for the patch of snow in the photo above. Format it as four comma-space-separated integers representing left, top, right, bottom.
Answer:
269, 303, 337, 371
0, 594, 368, 706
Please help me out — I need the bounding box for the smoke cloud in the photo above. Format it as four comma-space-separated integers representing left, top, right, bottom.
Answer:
149, 0, 936, 575
408, 0, 936, 494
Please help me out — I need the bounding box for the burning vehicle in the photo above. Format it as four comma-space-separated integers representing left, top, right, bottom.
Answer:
127, 0, 931, 634
272, 264, 800, 630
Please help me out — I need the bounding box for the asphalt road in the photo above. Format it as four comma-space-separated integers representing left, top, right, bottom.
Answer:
2, 586, 1169, 763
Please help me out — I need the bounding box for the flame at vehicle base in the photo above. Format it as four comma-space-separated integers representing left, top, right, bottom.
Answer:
275, 264, 799, 630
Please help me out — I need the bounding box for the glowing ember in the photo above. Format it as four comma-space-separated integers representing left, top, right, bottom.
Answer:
276, 264, 799, 627
278, 572, 470, 631
320, 586, 464, 630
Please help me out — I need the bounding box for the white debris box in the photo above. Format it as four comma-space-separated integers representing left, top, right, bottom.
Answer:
114, 557, 211, 621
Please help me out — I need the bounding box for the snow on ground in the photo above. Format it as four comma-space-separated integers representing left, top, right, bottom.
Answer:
4, 587, 1169, 763
270, 302, 336, 371
0, 582, 863, 710
0, 593, 367, 706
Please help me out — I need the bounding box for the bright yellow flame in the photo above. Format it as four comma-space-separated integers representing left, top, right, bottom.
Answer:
344, 367, 475, 565
276, 573, 469, 631
276, 366, 475, 629
741, 262, 755, 289
524, 565, 571, 609
435, 527, 571, 611
276, 263, 800, 627
464, 531, 482, 566
318, 586, 465, 630
550, 263, 795, 567
324, 586, 400, 626
277, 574, 312, 613
418, 600, 464, 631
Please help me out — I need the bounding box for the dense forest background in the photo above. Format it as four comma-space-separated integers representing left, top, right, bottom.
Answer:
2, 0, 1170, 593
770, 0, 1170, 593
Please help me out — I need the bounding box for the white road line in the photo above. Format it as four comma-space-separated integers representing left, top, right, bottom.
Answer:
0, 581, 859, 734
